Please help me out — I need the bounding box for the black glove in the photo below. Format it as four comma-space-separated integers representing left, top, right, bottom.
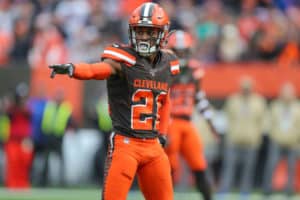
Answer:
158, 134, 168, 147
49, 63, 74, 78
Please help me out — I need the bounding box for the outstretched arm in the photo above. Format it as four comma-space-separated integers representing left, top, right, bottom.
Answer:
49, 59, 121, 80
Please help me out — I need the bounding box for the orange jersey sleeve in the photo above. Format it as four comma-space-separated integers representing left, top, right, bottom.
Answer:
73, 62, 112, 80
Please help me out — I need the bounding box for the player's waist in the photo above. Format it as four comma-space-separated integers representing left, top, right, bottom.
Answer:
114, 126, 159, 139
113, 133, 159, 144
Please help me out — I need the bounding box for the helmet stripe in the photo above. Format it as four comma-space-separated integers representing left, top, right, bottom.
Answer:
141, 3, 154, 17
102, 46, 136, 66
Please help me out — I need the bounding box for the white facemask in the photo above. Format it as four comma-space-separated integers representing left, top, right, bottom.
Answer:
130, 28, 164, 57
136, 41, 157, 57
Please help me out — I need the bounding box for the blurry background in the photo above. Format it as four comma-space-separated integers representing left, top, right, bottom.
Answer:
0, 0, 300, 199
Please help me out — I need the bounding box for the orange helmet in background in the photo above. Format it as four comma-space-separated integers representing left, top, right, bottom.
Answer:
168, 30, 194, 50
129, 2, 170, 57
167, 30, 194, 66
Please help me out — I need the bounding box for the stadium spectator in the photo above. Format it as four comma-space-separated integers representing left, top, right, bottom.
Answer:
90, 94, 112, 185
9, 17, 32, 62
158, 0, 184, 31
0, 97, 10, 185
4, 82, 33, 188
175, 0, 200, 31
262, 82, 300, 196
243, 7, 288, 61
194, 0, 224, 62
0, 0, 15, 35
277, 21, 300, 67
32, 0, 59, 13
28, 12, 68, 69
41, 89, 76, 186
28, 84, 48, 186
0, 30, 13, 66
54, 0, 91, 45
218, 23, 247, 62
218, 76, 267, 199
236, 0, 261, 42
0, 0, 37, 66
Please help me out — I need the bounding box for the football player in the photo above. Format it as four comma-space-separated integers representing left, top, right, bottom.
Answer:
165, 30, 219, 200
49, 2, 179, 200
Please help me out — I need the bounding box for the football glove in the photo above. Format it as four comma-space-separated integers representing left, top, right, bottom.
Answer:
158, 134, 168, 147
49, 63, 74, 78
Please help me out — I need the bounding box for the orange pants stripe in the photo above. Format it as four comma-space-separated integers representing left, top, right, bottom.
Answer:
165, 118, 207, 182
102, 133, 173, 200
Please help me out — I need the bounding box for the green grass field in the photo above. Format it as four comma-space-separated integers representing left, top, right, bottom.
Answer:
0, 188, 299, 200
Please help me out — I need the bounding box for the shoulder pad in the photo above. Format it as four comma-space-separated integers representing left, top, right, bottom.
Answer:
101, 44, 136, 67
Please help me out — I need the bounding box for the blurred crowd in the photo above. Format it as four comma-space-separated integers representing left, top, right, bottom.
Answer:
0, 0, 299, 67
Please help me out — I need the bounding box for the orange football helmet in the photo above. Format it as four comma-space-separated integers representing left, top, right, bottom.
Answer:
129, 2, 170, 57
167, 30, 194, 66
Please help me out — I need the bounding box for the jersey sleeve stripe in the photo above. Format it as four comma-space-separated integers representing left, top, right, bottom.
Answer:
103, 50, 136, 65
106, 47, 136, 60
102, 47, 136, 65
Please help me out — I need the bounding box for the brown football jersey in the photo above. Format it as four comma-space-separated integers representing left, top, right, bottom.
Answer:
101, 44, 179, 138
170, 63, 197, 120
